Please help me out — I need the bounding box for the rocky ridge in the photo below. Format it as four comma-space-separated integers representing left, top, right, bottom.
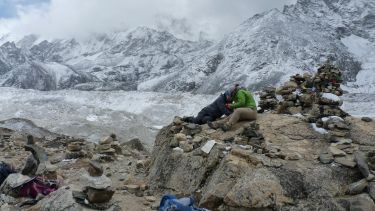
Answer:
0, 0, 374, 93
148, 114, 375, 210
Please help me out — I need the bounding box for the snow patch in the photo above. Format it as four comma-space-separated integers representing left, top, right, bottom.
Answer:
311, 123, 328, 134
321, 93, 341, 102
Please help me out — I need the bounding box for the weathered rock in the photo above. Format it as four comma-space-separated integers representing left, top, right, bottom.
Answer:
65, 151, 85, 159
361, 117, 373, 122
144, 196, 156, 202
348, 179, 368, 195
355, 152, 370, 178
67, 143, 82, 151
81, 173, 111, 189
124, 184, 140, 194
319, 152, 334, 164
337, 193, 375, 211
369, 182, 375, 200
99, 136, 113, 145
179, 141, 194, 153
86, 187, 115, 203
88, 161, 104, 177
223, 169, 290, 209
329, 146, 346, 157
123, 138, 145, 151
97, 144, 112, 151
335, 157, 357, 168
0, 173, 31, 197
30, 187, 81, 211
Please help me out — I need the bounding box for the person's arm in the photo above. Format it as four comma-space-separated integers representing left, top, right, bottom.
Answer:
230, 91, 246, 109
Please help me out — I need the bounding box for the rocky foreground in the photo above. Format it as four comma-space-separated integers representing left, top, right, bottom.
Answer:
0, 113, 374, 210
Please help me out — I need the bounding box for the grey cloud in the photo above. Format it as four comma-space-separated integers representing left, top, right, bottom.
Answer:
0, 0, 297, 40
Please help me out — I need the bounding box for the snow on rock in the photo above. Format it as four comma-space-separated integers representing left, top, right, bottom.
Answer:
321, 93, 341, 102
311, 123, 328, 135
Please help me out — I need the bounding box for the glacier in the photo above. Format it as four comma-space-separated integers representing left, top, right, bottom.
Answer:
0, 87, 373, 146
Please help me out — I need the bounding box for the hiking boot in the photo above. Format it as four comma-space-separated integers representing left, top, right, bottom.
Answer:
221, 123, 231, 132
182, 116, 194, 123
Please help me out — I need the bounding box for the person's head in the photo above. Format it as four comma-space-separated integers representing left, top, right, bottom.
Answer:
224, 84, 241, 102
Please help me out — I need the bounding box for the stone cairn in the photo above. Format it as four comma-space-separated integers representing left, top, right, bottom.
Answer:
73, 161, 115, 209
269, 73, 315, 115
258, 87, 278, 113
258, 64, 347, 122
95, 134, 121, 162
65, 141, 85, 159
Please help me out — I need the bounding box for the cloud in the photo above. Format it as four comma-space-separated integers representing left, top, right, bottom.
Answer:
0, 0, 297, 41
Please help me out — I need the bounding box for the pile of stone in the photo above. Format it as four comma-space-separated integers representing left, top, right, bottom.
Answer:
258, 87, 278, 113
319, 138, 358, 168
313, 64, 344, 96
169, 117, 204, 153
274, 73, 315, 115
95, 134, 121, 161
316, 116, 351, 138
345, 151, 375, 200
73, 161, 115, 208
65, 141, 85, 159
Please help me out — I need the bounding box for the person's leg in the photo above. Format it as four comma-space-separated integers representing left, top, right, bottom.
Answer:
226, 108, 257, 128
201, 116, 214, 124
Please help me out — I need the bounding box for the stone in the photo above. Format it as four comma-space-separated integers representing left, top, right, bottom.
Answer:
329, 146, 346, 157
179, 141, 194, 153
145, 196, 156, 202
361, 117, 373, 122
319, 153, 334, 164
81, 173, 112, 189
65, 151, 85, 159
88, 161, 104, 177
99, 136, 113, 145
169, 138, 179, 148
123, 138, 145, 151
369, 182, 375, 200
67, 143, 82, 152
355, 152, 370, 178
223, 169, 290, 209
174, 133, 187, 143
86, 187, 115, 203
124, 184, 140, 194
24, 144, 48, 164
136, 159, 151, 169
348, 179, 368, 195
335, 157, 356, 168
31, 187, 81, 211
173, 116, 183, 125
0, 173, 32, 197
338, 193, 375, 211
97, 144, 112, 151
285, 152, 303, 160
192, 136, 203, 144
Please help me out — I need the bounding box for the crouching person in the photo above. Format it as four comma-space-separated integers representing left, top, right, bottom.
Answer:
210, 84, 257, 131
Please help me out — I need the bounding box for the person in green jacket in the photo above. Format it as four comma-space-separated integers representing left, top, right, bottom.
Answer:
221, 84, 257, 131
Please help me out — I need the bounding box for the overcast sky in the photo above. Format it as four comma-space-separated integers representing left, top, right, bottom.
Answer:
0, 0, 297, 41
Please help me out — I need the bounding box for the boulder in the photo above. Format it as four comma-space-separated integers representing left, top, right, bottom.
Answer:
86, 187, 115, 203
123, 138, 145, 151
30, 187, 81, 211
223, 169, 290, 209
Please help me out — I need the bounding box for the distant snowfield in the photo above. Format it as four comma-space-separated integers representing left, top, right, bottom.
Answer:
0, 88, 373, 146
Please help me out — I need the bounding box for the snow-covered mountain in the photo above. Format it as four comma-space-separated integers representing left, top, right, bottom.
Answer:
0, 0, 374, 93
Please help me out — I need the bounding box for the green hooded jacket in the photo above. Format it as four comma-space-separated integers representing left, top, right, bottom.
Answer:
230, 89, 257, 110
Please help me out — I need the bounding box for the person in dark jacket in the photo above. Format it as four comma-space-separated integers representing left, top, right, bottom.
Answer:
182, 92, 232, 125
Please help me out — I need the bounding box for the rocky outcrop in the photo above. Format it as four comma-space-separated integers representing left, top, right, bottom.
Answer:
148, 114, 375, 210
